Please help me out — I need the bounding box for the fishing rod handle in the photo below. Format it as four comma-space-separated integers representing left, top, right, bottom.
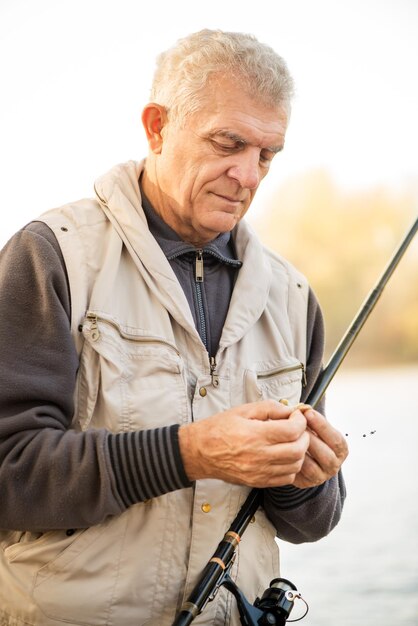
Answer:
172, 490, 261, 626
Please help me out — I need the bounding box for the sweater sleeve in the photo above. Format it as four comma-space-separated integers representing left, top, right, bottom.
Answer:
262, 288, 346, 543
0, 223, 191, 532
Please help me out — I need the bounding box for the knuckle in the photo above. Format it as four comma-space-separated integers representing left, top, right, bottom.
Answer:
341, 440, 349, 458
324, 456, 342, 477
274, 474, 297, 487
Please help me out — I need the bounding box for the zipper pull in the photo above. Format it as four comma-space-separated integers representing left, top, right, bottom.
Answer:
195, 249, 204, 282
301, 362, 307, 387
87, 313, 100, 342
210, 356, 219, 388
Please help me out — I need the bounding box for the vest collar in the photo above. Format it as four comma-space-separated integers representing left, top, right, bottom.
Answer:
94, 160, 272, 351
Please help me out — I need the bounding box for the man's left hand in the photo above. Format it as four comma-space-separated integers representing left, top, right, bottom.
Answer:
291, 406, 349, 489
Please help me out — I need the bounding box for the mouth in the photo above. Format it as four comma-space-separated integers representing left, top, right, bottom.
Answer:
212, 192, 245, 205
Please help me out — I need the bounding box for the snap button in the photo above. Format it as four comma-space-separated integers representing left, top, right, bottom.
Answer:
250, 516, 256, 524
279, 398, 289, 406
201, 502, 211, 513
199, 387, 207, 397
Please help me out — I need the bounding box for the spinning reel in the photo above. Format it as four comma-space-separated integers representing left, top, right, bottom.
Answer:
222, 574, 308, 626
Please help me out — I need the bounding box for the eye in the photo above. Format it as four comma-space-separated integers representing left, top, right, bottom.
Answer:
211, 138, 246, 153
259, 149, 275, 166
216, 143, 236, 152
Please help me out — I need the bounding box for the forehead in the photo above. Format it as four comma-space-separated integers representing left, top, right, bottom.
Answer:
192, 77, 288, 148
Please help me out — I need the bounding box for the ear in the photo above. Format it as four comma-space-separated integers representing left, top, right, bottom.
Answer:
141, 103, 167, 154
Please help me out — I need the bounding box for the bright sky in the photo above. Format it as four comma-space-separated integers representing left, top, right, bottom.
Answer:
1, 0, 417, 247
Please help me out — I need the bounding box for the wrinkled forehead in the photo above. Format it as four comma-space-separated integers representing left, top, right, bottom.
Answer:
192, 78, 289, 148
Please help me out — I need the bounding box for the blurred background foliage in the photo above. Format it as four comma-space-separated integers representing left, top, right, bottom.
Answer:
253, 170, 418, 366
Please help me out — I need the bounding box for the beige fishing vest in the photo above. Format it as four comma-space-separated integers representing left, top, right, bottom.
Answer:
0, 161, 309, 626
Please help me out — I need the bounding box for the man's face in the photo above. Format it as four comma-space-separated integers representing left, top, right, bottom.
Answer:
145, 76, 288, 246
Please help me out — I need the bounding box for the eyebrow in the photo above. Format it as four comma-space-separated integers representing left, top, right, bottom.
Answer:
210, 130, 284, 154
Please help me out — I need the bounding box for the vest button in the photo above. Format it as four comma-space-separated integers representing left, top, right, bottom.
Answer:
199, 387, 207, 397
201, 502, 211, 513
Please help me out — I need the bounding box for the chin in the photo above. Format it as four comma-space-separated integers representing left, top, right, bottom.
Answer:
206, 215, 240, 236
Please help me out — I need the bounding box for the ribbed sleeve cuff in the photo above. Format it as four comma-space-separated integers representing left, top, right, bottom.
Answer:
107, 425, 192, 508
265, 483, 326, 511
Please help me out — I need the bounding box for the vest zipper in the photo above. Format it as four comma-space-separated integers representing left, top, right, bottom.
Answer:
194, 253, 219, 388
195, 249, 208, 351
257, 362, 307, 387
210, 356, 219, 388
85, 312, 180, 355
195, 249, 204, 282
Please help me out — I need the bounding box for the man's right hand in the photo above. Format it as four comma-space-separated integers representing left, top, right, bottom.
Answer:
178, 400, 310, 488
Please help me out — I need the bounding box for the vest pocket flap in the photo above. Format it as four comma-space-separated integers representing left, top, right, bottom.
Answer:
81, 311, 181, 368
245, 359, 305, 405
4, 530, 81, 564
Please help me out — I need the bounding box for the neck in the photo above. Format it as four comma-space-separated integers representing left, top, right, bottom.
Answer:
141, 162, 161, 216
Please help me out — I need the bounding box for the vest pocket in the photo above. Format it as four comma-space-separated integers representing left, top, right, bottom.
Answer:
0, 525, 119, 625
245, 359, 305, 406
31, 520, 125, 624
76, 313, 189, 432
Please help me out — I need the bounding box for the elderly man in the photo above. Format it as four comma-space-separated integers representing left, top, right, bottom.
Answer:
0, 30, 347, 626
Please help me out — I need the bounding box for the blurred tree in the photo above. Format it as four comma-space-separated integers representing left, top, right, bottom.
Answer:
253, 170, 418, 366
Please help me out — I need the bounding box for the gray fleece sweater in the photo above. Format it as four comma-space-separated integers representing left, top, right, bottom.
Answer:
0, 198, 345, 541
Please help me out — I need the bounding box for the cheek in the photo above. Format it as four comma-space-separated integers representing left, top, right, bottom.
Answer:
188, 163, 217, 199
162, 154, 193, 198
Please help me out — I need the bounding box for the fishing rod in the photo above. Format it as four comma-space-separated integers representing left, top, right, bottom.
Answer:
172, 216, 418, 626
308, 215, 418, 407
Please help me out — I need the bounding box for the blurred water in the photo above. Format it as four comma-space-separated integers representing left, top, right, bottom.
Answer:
278, 366, 418, 626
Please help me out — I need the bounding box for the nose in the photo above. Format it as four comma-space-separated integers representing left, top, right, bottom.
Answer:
227, 150, 261, 190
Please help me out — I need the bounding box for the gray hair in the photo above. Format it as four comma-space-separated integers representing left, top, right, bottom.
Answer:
150, 29, 294, 123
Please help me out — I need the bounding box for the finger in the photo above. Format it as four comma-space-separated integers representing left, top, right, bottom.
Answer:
266, 432, 310, 464
238, 451, 307, 488
293, 454, 327, 488
240, 400, 293, 422
304, 410, 349, 460
242, 471, 300, 489
263, 411, 307, 444
305, 432, 341, 476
